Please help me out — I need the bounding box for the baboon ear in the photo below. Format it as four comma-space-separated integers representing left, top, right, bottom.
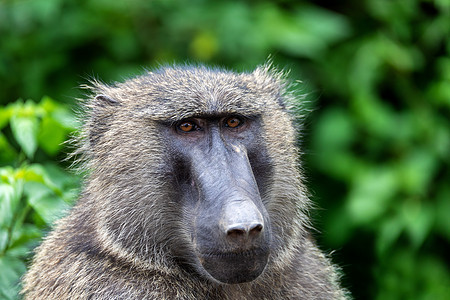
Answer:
93, 94, 120, 107
88, 94, 120, 147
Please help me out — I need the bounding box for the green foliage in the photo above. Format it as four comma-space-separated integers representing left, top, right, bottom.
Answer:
0, 0, 449, 299
304, 1, 450, 297
0, 98, 79, 299
0, 0, 353, 104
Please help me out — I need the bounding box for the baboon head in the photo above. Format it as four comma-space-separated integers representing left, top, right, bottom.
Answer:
83, 65, 308, 285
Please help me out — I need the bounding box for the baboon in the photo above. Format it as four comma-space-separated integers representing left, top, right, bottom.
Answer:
22, 64, 348, 299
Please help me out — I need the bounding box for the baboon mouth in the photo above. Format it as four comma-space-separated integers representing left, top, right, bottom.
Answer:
200, 248, 267, 259
198, 248, 269, 284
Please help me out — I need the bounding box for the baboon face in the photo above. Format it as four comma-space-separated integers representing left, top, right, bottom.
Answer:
88, 66, 295, 285
164, 114, 272, 284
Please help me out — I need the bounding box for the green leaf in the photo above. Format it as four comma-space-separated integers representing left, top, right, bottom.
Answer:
346, 166, 398, 224
0, 183, 17, 229
39, 96, 59, 113
401, 200, 434, 248
10, 114, 39, 159
0, 168, 24, 253
39, 96, 78, 130
24, 164, 58, 191
376, 217, 404, 255
0, 230, 8, 255
0, 106, 12, 130
24, 181, 69, 225
0, 134, 17, 163
314, 107, 356, 151
311, 107, 360, 180
51, 107, 78, 131
260, 5, 351, 58
0, 169, 23, 229
8, 224, 42, 258
38, 116, 66, 155
397, 149, 438, 195
0, 255, 26, 300
39, 163, 79, 196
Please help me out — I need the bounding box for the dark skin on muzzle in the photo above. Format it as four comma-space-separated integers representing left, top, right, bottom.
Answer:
166, 115, 271, 284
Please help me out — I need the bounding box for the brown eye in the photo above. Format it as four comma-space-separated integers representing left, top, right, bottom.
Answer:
225, 117, 242, 128
178, 121, 195, 132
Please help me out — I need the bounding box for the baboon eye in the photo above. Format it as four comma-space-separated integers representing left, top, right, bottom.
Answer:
178, 121, 197, 132
178, 121, 195, 132
225, 117, 243, 128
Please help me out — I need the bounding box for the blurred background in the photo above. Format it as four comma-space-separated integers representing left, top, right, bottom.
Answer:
0, 0, 449, 299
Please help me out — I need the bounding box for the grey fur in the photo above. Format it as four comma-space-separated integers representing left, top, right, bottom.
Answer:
22, 64, 349, 299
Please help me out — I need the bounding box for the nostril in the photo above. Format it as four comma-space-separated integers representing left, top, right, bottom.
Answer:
227, 225, 247, 238
226, 223, 263, 239
249, 223, 263, 236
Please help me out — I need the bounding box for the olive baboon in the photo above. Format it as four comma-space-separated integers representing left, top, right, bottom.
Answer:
22, 65, 348, 299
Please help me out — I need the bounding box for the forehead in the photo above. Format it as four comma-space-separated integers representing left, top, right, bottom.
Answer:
113, 67, 284, 121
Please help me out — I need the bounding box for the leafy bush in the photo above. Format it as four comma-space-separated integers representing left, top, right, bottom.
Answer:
0, 98, 79, 299
303, 2, 450, 298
